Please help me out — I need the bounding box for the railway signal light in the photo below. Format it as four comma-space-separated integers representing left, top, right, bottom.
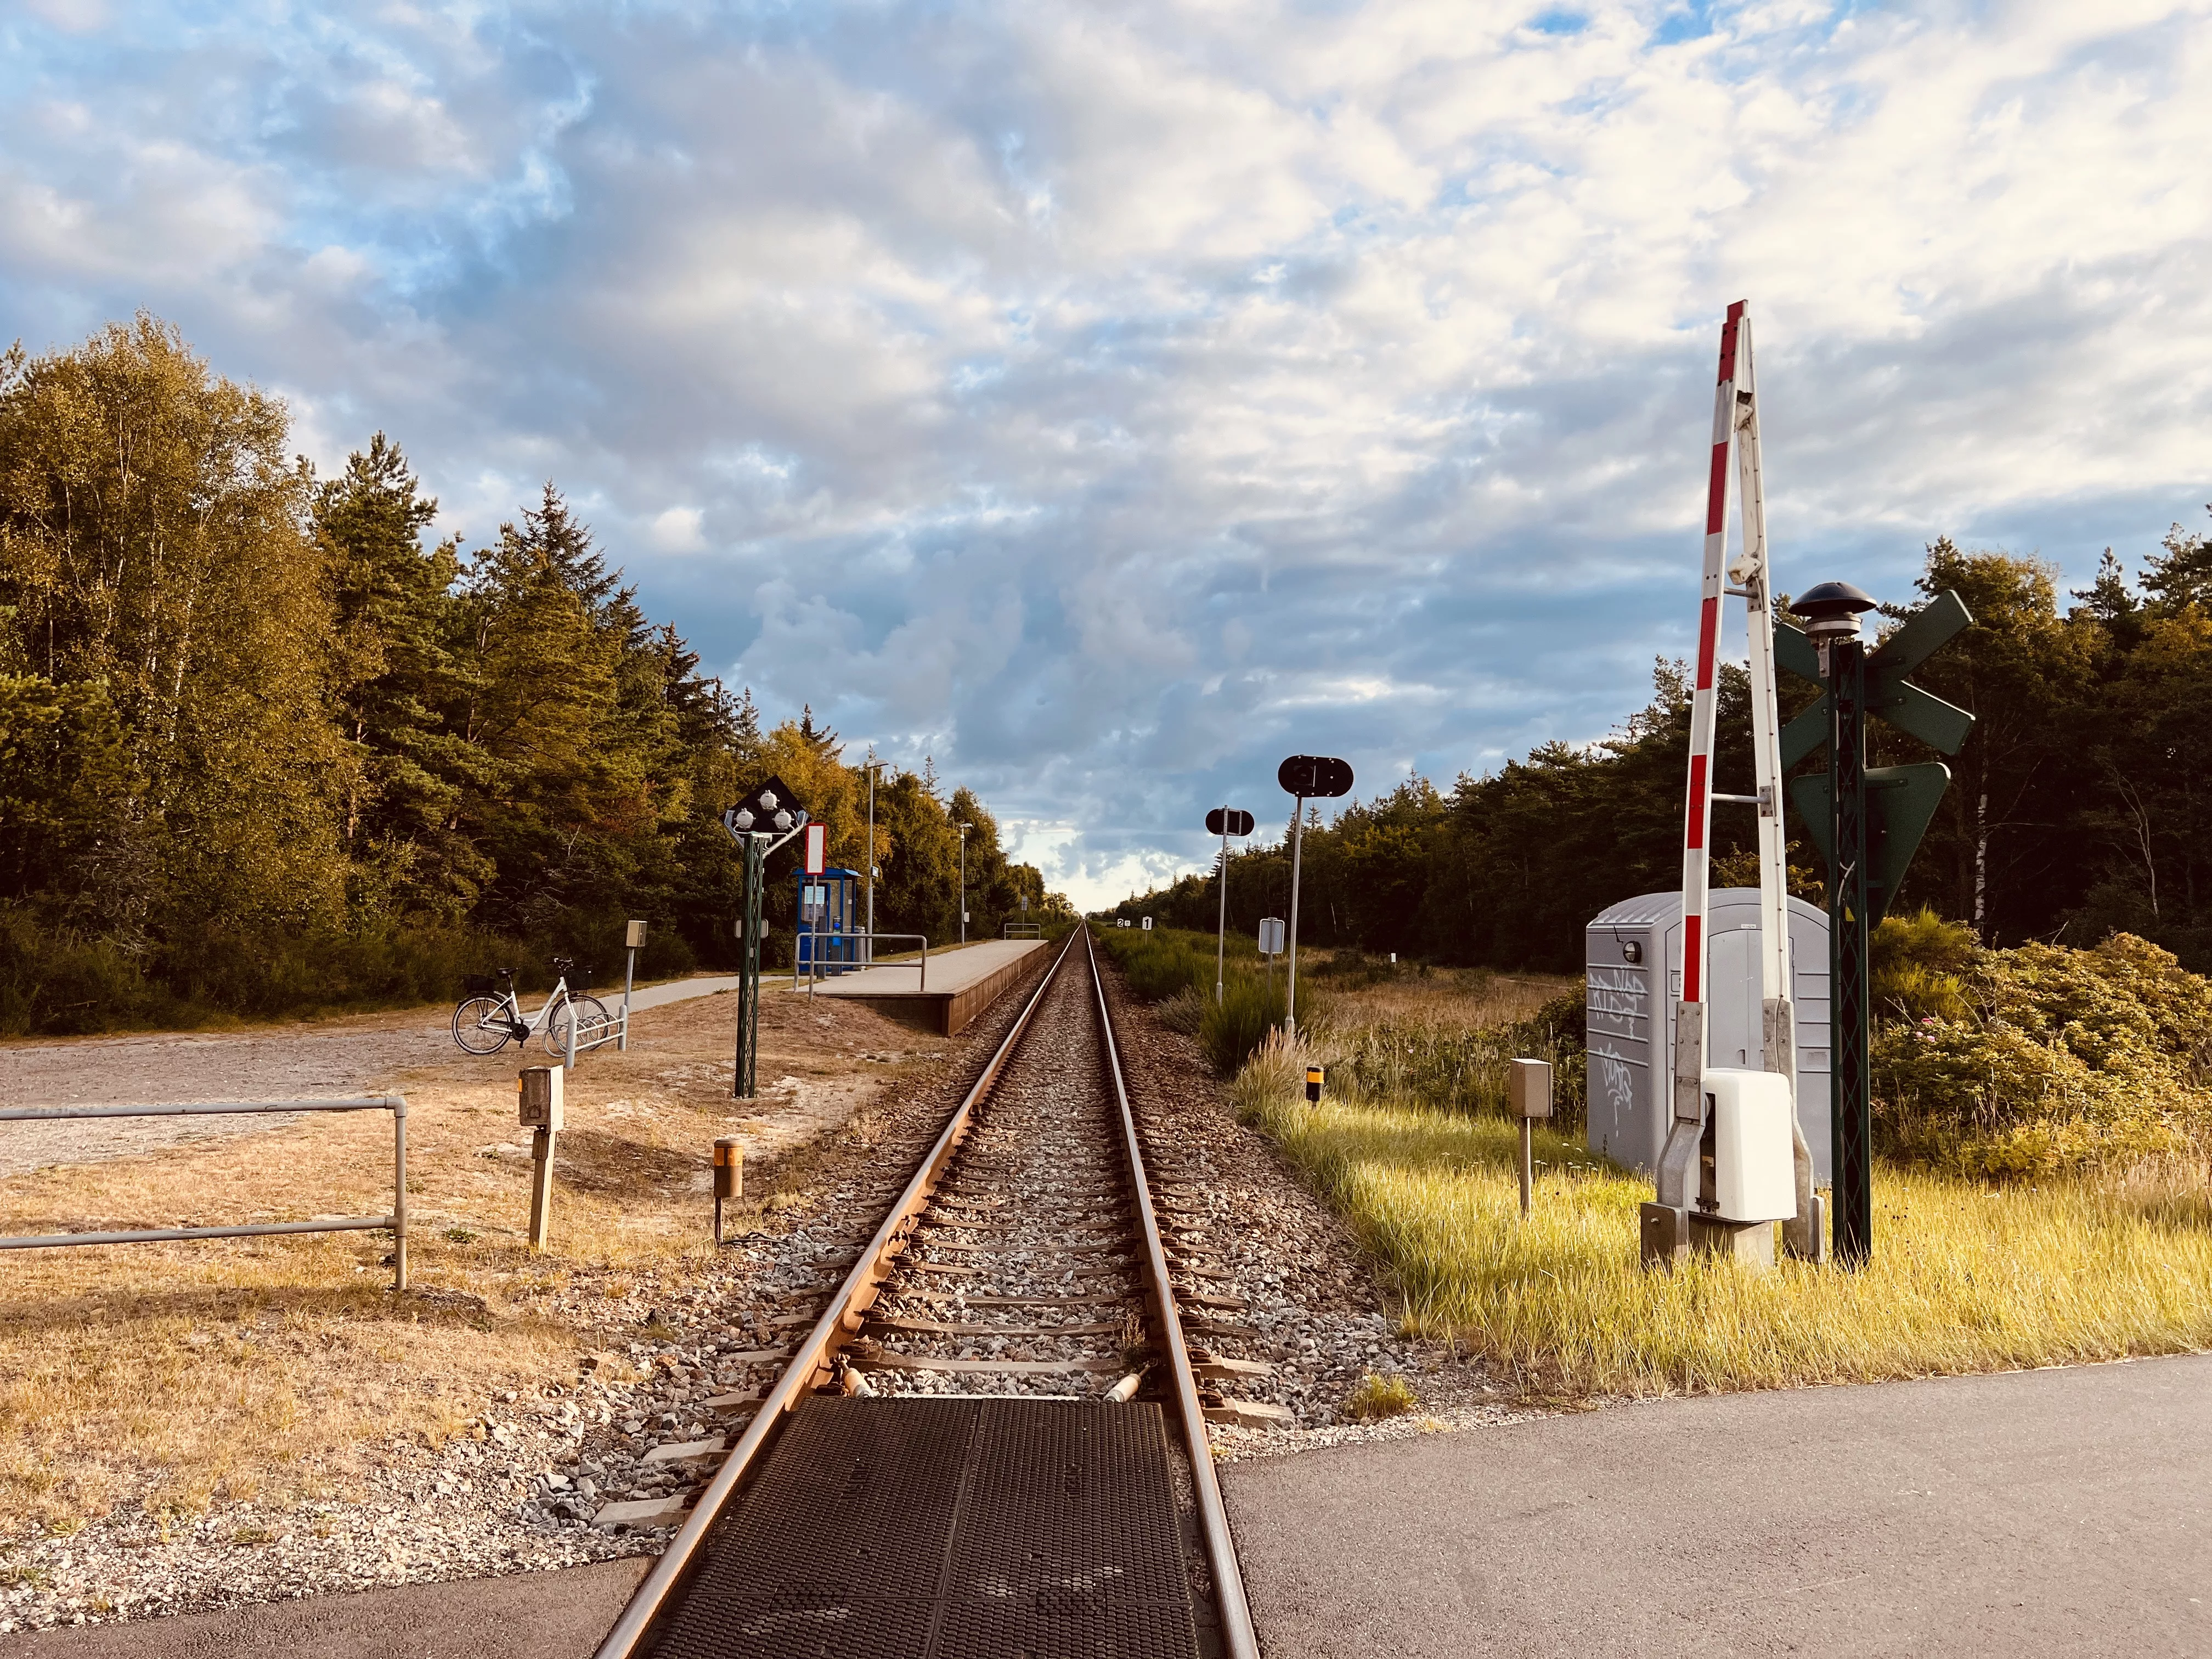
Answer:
1205, 807, 1255, 1002
721, 777, 811, 1101
1777, 583, 1976, 1269
1277, 755, 1353, 1037
1276, 755, 1353, 798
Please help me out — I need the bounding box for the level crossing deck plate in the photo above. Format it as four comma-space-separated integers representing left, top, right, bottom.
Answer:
652, 1396, 1201, 1659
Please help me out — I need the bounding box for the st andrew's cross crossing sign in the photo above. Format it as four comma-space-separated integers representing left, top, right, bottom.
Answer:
1775, 589, 1975, 927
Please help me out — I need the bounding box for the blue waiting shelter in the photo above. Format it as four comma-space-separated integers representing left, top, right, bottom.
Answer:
795, 867, 863, 973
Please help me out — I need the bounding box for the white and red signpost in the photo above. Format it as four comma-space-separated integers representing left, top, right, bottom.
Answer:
1641, 302, 1825, 1270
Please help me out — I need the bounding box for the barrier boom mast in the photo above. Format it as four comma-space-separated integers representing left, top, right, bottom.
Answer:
1642, 301, 1826, 1268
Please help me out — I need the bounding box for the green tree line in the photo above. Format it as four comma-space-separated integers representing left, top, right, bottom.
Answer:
1104, 529, 2212, 974
0, 317, 1062, 1034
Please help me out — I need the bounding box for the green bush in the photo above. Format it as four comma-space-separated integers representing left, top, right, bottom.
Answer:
1872, 907, 1979, 1023
1096, 923, 1297, 1075
1874, 932, 2212, 1177
1201, 975, 1287, 1074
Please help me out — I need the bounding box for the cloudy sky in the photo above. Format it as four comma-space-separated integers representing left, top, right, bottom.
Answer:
5, 0, 2209, 907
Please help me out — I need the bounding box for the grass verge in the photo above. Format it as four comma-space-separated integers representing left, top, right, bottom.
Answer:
1234, 1033, 2212, 1397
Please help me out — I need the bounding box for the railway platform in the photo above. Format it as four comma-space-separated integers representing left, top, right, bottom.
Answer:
804, 938, 1050, 1035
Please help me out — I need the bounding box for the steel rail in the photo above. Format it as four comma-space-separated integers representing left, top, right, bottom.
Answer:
591, 927, 1080, 1659
1082, 924, 1261, 1659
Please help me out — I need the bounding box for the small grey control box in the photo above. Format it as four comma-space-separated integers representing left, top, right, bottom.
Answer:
1508, 1058, 1554, 1120
518, 1065, 565, 1131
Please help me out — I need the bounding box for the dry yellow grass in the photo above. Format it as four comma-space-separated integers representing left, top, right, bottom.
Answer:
1236, 1035, 2212, 1397
0, 985, 927, 1538
1308, 962, 1571, 1032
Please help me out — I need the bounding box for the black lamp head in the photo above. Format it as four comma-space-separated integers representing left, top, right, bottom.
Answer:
1795, 579, 1878, 640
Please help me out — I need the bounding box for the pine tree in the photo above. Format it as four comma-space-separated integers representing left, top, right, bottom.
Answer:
313, 434, 478, 915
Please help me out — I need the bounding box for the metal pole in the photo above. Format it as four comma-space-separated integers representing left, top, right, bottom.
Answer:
528, 1125, 556, 1249
867, 755, 877, 967
735, 836, 764, 1098
620, 946, 634, 1052
1830, 634, 1873, 1266
1216, 816, 1229, 1005
1519, 1117, 1533, 1219
958, 827, 968, 945
393, 1100, 409, 1292
1285, 796, 1306, 1037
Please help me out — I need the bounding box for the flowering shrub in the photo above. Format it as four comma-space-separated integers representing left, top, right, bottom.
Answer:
1873, 930, 2212, 1177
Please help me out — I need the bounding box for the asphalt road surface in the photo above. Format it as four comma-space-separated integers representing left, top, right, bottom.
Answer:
1222, 1351, 2212, 1657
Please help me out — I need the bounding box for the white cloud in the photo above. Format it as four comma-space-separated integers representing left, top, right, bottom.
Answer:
4, 0, 2209, 906
647, 505, 706, 551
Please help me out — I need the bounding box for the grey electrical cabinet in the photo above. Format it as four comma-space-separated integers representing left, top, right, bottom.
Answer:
1584, 888, 1832, 1183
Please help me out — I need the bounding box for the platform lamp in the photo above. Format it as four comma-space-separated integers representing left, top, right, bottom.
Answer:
956, 821, 972, 945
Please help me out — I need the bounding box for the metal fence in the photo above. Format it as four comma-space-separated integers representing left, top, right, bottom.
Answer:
0, 1096, 411, 1289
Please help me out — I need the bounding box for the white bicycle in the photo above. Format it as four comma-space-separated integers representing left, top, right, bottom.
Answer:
451, 958, 611, 1057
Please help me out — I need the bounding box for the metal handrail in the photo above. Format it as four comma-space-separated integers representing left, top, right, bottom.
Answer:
793, 930, 928, 992
591, 930, 1073, 1659
0, 1096, 410, 1289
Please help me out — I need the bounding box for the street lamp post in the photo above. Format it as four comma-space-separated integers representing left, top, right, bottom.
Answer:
865, 752, 888, 965
957, 821, 971, 945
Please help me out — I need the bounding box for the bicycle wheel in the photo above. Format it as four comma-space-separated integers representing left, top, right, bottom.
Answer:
453, 996, 515, 1054
544, 995, 613, 1058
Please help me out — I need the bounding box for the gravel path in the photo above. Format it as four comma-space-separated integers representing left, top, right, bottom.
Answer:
0, 980, 739, 1177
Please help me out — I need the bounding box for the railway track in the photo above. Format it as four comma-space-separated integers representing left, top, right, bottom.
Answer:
593, 925, 1263, 1659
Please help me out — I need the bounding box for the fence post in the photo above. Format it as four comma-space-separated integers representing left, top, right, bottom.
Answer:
392, 1096, 409, 1292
